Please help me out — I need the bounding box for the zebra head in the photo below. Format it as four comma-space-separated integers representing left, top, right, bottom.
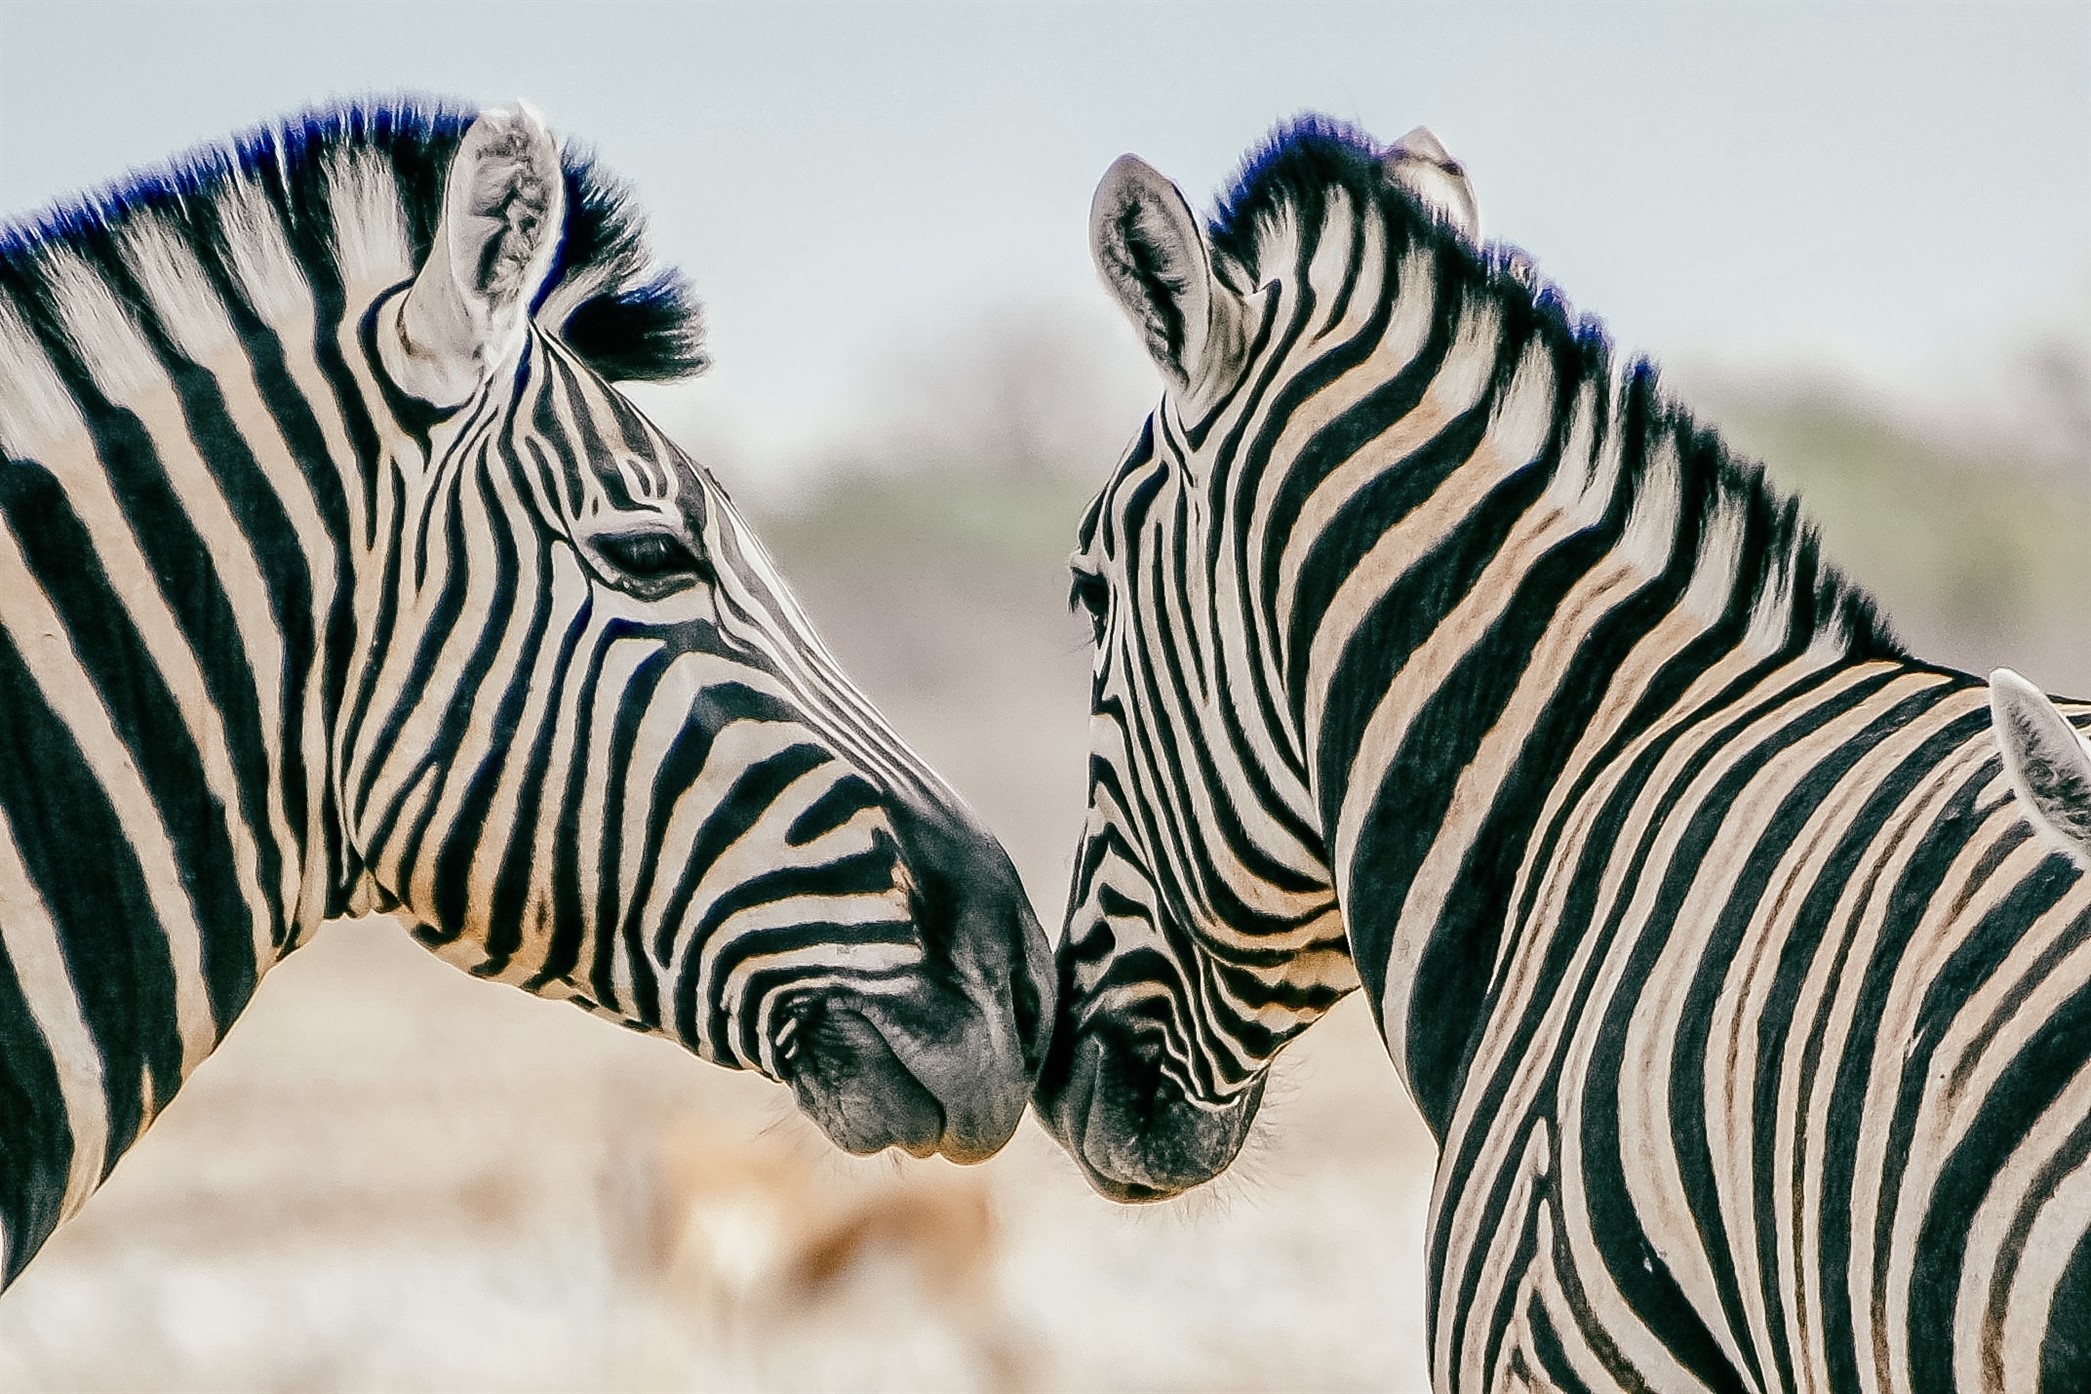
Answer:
341, 107, 1052, 1162
1035, 126, 1481, 1199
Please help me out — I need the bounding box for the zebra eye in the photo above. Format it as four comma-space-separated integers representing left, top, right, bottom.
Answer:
594, 530, 711, 589
1069, 568, 1110, 645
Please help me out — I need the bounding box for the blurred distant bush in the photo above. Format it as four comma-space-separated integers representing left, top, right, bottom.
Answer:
758, 462, 1092, 586
743, 306, 2090, 688
753, 302, 1139, 585
1711, 390, 2088, 630
1698, 341, 2089, 687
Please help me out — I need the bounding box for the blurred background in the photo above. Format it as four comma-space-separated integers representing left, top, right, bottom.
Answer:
0, 3, 2086, 1390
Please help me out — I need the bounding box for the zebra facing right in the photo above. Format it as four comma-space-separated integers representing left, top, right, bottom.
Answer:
0, 100, 1052, 1290
1035, 118, 2091, 1391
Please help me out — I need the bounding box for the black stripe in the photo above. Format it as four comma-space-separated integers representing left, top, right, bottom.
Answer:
683, 855, 913, 1060
2041, 1212, 2091, 1389
0, 896, 73, 1286
1901, 866, 2087, 1393
0, 445, 256, 1035
0, 620, 177, 1171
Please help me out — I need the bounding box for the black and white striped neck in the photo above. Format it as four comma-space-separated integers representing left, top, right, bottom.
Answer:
1207, 122, 1904, 1127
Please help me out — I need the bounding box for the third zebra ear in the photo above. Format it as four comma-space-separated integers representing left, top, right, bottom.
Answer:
1383, 126, 1481, 244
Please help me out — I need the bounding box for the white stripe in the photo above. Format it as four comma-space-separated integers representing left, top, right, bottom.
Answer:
0, 512, 217, 1073
1994, 1075, 2091, 1394
43, 247, 159, 406
324, 149, 413, 296
0, 298, 85, 457
118, 220, 237, 364
69, 385, 290, 967
0, 803, 108, 1223
217, 173, 315, 329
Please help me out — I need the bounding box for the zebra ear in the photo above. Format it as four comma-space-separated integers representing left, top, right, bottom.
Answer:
384, 103, 566, 407
1384, 126, 1480, 243
1091, 155, 1227, 389
1990, 668, 2091, 866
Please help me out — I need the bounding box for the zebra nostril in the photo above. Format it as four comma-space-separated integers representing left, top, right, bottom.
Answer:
1126, 1037, 1189, 1114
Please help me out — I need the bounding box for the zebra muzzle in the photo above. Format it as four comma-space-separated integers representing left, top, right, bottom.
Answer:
1036, 1029, 1261, 1202
781, 1002, 947, 1160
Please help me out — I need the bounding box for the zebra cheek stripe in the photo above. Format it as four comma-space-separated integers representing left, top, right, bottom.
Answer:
0, 96, 1051, 1292
1043, 113, 2091, 1392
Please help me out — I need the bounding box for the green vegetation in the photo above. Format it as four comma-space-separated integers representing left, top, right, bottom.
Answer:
750, 350, 2090, 687
1707, 385, 2091, 635
755, 461, 1094, 585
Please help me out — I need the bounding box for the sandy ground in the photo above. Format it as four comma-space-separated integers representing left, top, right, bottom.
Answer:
0, 522, 1444, 1392
0, 920, 1438, 1393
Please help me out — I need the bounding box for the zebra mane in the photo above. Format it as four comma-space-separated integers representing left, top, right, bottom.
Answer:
1212, 114, 1903, 661
0, 99, 707, 401
1212, 115, 1602, 343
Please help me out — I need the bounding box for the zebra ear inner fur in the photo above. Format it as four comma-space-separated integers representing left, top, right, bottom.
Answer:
1091, 155, 1223, 390
383, 103, 566, 408
1989, 668, 2091, 866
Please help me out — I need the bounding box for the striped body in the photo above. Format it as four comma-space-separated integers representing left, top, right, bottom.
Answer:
1037, 121, 2091, 1390
0, 103, 1048, 1289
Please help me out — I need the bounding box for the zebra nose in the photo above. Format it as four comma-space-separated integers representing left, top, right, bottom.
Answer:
886, 798, 1057, 1080
936, 860, 1055, 1083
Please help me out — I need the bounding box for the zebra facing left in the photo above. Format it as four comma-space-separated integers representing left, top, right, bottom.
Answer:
0, 100, 1053, 1288
1036, 117, 2091, 1391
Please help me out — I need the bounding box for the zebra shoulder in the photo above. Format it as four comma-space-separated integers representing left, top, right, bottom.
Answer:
1989, 667, 2091, 864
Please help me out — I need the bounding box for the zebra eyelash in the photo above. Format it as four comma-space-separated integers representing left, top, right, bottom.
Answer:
1068, 567, 1110, 645
591, 528, 714, 594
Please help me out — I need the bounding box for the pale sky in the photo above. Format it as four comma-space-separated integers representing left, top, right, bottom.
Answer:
2, 2, 2086, 487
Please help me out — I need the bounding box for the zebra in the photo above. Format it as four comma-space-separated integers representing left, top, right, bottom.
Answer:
1033, 116, 2091, 1392
0, 99, 1053, 1290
